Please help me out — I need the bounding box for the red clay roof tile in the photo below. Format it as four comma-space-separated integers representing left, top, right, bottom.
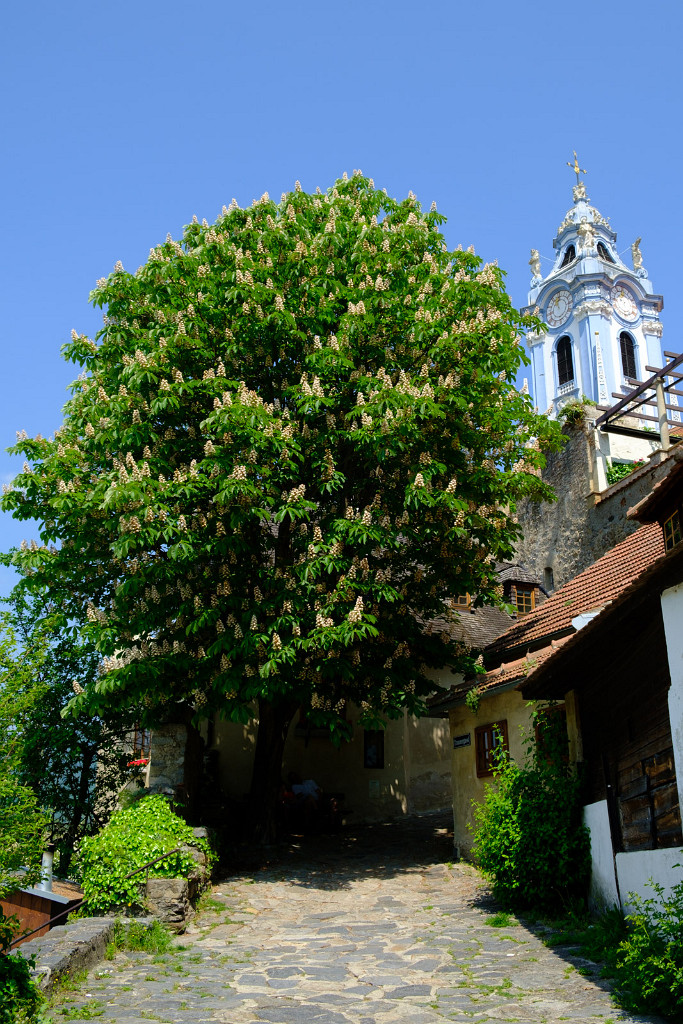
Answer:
485, 522, 665, 660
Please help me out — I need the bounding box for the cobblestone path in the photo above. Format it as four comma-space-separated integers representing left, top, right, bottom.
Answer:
51, 815, 663, 1023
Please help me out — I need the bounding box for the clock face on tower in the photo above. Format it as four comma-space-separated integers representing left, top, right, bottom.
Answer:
611, 285, 638, 322
546, 289, 573, 327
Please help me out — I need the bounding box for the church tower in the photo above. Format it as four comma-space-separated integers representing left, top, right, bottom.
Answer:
523, 155, 665, 417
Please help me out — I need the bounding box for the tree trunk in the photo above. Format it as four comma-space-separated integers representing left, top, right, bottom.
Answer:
59, 748, 95, 876
183, 716, 205, 825
249, 697, 299, 845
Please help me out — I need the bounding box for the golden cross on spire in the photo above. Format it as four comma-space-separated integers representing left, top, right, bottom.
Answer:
567, 151, 587, 185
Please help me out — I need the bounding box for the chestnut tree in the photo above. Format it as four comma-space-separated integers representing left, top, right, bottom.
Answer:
3, 173, 559, 838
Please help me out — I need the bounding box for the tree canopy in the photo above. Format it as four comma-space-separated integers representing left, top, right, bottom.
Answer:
0, 589, 135, 873
3, 173, 559, 824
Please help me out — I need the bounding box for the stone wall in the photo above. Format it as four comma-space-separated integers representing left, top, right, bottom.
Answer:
516, 416, 669, 590
147, 723, 187, 793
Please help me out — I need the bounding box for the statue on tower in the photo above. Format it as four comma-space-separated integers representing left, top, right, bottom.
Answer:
631, 237, 647, 278
529, 248, 542, 286
577, 217, 596, 256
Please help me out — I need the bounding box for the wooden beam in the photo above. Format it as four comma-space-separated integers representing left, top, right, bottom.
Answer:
596, 352, 683, 427
646, 364, 683, 379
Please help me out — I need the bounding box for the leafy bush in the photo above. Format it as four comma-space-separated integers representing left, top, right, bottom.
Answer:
606, 460, 644, 486
75, 795, 212, 914
471, 709, 591, 911
612, 877, 683, 1019
0, 912, 42, 1024
558, 396, 597, 427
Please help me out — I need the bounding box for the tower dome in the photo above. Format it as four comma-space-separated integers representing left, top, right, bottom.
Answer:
523, 159, 664, 418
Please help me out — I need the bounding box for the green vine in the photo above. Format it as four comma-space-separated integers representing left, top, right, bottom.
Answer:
471, 705, 590, 910
465, 686, 482, 715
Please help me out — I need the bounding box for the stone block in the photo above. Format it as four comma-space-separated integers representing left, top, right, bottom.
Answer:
17, 917, 116, 993
144, 876, 193, 931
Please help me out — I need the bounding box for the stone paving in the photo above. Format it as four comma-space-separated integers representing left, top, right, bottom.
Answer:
49, 814, 664, 1023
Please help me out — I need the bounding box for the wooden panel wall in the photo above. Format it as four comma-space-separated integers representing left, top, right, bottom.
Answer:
1, 891, 52, 945
576, 601, 682, 852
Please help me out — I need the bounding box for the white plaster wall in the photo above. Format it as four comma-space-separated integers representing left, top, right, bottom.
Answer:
616, 849, 683, 914
582, 800, 619, 909
662, 582, 683, 814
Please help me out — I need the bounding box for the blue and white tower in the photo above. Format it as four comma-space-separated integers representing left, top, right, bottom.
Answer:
523, 158, 665, 418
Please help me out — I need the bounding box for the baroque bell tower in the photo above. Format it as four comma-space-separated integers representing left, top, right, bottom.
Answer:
523, 154, 665, 417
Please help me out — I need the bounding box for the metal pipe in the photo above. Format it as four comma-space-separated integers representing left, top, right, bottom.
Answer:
656, 378, 671, 450
38, 845, 55, 893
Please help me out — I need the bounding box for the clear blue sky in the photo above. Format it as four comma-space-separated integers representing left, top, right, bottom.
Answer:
1, 0, 681, 595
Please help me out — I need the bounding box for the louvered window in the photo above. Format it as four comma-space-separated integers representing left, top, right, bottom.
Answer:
620, 332, 637, 380
557, 336, 574, 386
560, 245, 576, 267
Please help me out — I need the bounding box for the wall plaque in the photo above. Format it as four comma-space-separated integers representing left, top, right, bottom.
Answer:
453, 733, 471, 749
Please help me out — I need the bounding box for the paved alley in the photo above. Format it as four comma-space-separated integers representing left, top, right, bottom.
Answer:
51, 815, 663, 1024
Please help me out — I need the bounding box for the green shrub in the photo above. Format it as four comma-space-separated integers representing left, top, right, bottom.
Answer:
0, 912, 42, 1024
471, 710, 591, 911
606, 460, 644, 486
75, 795, 212, 914
612, 877, 683, 1019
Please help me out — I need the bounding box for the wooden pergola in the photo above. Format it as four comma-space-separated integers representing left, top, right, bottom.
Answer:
595, 350, 683, 449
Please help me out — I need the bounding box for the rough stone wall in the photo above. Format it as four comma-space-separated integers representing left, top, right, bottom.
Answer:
147, 723, 186, 792
515, 422, 596, 590
516, 418, 670, 591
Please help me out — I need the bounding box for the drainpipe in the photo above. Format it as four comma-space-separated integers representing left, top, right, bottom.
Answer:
38, 844, 56, 892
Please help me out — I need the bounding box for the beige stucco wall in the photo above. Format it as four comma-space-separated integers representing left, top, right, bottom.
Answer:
448, 687, 534, 860
211, 705, 451, 822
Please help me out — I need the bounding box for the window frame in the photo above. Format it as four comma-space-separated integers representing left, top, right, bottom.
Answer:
664, 510, 682, 552
514, 584, 535, 617
475, 720, 509, 778
556, 335, 574, 387
620, 331, 637, 381
364, 729, 385, 769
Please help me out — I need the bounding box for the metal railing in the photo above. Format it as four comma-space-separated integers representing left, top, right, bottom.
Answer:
7, 846, 185, 950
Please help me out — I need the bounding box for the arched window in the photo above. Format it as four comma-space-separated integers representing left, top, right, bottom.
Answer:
557, 336, 574, 386
620, 332, 637, 380
597, 241, 615, 264
560, 245, 576, 268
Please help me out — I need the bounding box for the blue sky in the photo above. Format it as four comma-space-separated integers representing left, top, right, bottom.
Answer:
1, 0, 681, 595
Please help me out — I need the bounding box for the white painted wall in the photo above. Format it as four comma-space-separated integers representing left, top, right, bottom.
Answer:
661, 582, 683, 813
583, 800, 620, 909
616, 849, 683, 914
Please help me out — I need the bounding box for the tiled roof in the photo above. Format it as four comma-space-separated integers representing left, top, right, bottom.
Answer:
423, 602, 514, 651
485, 522, 665, 662
449, 605, 516, 649
427, 639, 570, 715
520, 540, 683, 698
495, 562, 542, 586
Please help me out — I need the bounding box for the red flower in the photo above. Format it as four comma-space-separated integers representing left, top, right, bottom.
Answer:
127, 757, 150, 767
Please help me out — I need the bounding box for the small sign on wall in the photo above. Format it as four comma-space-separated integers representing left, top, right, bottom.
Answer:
453, 733, 471, 749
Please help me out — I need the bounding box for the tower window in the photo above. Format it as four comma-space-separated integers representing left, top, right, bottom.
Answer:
556, 336, 574, 386
560, 245, 576, 268
597, 241, 615, 263
620, 332, 637, 380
